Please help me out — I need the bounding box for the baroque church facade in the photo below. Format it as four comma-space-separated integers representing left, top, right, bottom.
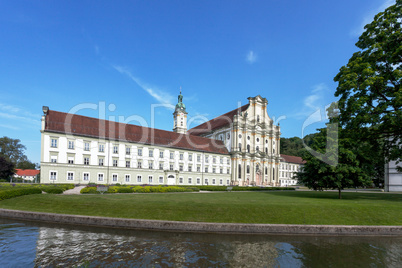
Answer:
40, 93, 281, 186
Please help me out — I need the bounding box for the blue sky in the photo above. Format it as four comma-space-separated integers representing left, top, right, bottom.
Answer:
0, 0, 395, 164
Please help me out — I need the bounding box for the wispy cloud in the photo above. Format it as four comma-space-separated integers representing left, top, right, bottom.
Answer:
0, 123, 20, 130
112, 65, 175, 108
291, 83, 330, 120
94, 45, 100, 55
246, 50, 257, 64
351, 0, 395, 37
0, 103, 41, 125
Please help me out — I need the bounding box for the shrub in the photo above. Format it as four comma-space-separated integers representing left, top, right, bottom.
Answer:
80, 187, 98, 194
42, 187, 64, 194
0, 188, 42, 201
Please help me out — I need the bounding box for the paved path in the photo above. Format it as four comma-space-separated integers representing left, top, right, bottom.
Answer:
63, 186, 86, 195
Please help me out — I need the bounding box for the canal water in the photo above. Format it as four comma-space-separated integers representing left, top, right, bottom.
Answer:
0, 218, 401, 267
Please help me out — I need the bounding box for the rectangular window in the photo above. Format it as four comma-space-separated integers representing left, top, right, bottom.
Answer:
113, 146, 118, 154
205, 178, 209, 185
227, 179, 230, 185
179, 177, 183, 184
220, 179, 223, 185
179, 165, 183, 171
205, 167, 208, 173
212, 179, 216, 185
84, 157, 90, 165
125, 175, 130, 182
159, 162, 163, 170
205, 156, 209, 163
149, 162, 153, 169
138, 162, 142, 169
50, 156, 57, 163
220, 168, 223, 174
126, 147, 131, 155
170, 164, 174, 171
98, 174, 104, 181
170, 152, 174, 159
51, 138, 57, 148
113, 159, 118, 167
160, 151, 164, 158
180, 153, 183, 160
68, 141, 74, 149
197, 178, 200, 184
148, 176, 153, 183
50, 171, 57, 180
189, 154, 192, 161
213, 157, 216, 164
149, 150, 153, 157
220, 158, 223, 164
213, 168, 216, 173
112, 174, 118, 182
83, 173, 89, 181
99, 144, 104, 152
227, 158, 230, 165
197, 155, 201, 162
137, 175, 142, 183
99, 158, 104, 166
84, 142, 90, 151
159, 176, 163, 183
68, 157, 74, 164
188, 165, 192, 172
227, 169, 230, 174
197, 166, 201, 172
138, 148, 142, 156
126, 161, 130, 168
188, 178, 192, 184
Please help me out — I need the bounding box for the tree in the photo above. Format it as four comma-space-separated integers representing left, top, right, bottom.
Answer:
297, 126, 374, 199
16, 160, 37, 170
334, 1, 402, 170
0, 156, 15, 181
0, 136, 28, 163
280, 134, 317, 157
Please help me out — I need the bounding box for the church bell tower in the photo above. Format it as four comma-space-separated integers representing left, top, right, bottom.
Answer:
173, 89, 188, 134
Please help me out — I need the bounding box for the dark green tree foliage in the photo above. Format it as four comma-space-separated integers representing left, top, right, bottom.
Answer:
0, 136, 28, 164
0, 136, 37, 169
0, 156, 15, 181
280, 134, 317, 157
297, 126, 373, 199
16, 160, 36, 170
334, 1, 402, 169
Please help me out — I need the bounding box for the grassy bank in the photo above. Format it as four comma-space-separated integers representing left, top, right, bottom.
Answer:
0, 191, 400, 225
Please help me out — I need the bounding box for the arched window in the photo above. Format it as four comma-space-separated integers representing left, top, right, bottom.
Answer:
247, 144, 250, 153
265, 147, 268, 154
238, 164, 241, 179
256, 146, 259, 152
257, 115, 260, 122
273, 167, 275, 181
247, 165, 250, 174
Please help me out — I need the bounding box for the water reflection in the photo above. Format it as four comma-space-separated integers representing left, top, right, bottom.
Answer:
0, 218, 401, 267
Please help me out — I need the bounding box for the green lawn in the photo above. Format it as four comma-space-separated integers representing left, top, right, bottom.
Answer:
0, 191, 401, 225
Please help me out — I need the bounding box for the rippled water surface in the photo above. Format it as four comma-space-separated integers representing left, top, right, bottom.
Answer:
0, 218, 401, 267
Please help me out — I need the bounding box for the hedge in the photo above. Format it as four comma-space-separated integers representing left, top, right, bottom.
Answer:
196, 186, 296, 191
80, 185, 200, 194
0, 188, 42, 201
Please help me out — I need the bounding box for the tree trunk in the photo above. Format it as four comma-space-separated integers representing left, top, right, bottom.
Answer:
338, 188, 342, 199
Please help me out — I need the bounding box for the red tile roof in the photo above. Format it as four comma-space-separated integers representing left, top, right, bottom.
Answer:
44, 110, 229, 155
280, 154, 305, 164
188, 104, 249, 136
15, 169, 40, 177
